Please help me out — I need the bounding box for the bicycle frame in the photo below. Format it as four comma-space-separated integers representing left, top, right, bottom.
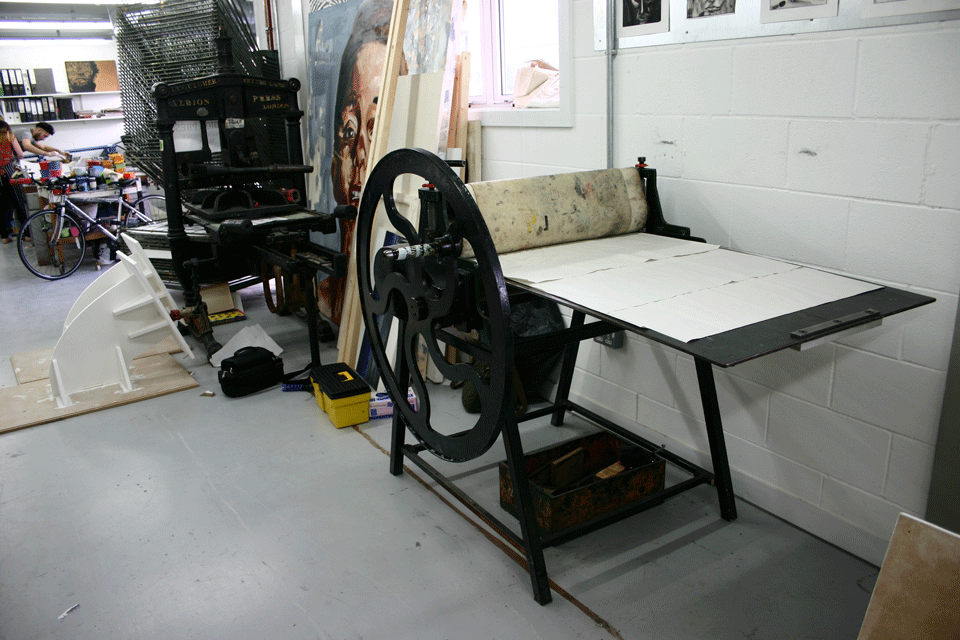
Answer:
16, 172, 164, 280
51, 189, 151, 244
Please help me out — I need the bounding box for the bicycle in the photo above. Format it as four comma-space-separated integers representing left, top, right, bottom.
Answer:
11, 174, 167, 280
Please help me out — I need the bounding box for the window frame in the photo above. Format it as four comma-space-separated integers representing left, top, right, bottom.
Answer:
469, 0, 573, 128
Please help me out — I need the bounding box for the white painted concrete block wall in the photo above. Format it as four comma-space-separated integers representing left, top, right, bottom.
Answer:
479, 4, 959, 565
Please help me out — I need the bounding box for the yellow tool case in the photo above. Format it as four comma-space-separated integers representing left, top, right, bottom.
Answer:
310, 363, 371, 428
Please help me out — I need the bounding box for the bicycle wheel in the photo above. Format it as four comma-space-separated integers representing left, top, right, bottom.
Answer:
121, 194, 166, 230
18, 209, 87, 280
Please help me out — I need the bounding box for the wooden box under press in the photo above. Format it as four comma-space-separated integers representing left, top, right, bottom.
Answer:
499, 431, 666, 537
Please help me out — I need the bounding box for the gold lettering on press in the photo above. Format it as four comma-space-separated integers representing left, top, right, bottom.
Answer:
243, 78, 284, 88
170, 98, 211, 107
177, 79, 217, 91
252, 94, 282, 103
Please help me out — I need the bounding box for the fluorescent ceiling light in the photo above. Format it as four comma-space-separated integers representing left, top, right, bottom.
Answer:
4, 0, 159, 4
0, 20, 114, 30
0, 38, 114, 46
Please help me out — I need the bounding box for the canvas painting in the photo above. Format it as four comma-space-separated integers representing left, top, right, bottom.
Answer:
306, 0, 362, 218
307, 0, 458, 325
65, 60, 119, 93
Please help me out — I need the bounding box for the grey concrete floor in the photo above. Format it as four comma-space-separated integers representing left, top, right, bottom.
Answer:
0, 245, 878, 639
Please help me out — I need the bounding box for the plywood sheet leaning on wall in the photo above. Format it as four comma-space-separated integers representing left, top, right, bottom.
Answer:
857, 513, 960, 640
447, 51, 470, 181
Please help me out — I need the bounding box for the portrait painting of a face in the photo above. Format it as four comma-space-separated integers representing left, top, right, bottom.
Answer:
330, 1, 392, 213
309, 0, 393, 324
65, 61, 99, 93
309, 0, 453, 324
65, 60, 119, 93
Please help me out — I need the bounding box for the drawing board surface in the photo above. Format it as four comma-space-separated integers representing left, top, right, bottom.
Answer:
497, 233, 880, 343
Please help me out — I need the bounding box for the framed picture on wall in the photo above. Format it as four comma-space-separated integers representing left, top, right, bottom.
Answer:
687, 0, 737, 17
619, 0, 670, 36
861, 0, 960, 17
761, 0, 839, 22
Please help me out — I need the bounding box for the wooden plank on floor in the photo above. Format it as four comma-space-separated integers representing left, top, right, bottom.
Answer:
11, 336, 183, 385
0, 353, 198, 434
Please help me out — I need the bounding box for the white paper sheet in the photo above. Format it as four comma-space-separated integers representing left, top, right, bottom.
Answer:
497, 233, 718, 284
501, 234, 880, 342
210, 324, 283, 367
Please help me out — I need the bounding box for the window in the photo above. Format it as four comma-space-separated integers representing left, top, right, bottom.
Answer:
462, 0, 569, 127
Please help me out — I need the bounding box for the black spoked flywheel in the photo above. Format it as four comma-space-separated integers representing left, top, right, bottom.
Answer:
356, 148, 513, 463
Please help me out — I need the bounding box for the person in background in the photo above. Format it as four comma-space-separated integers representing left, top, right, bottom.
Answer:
0, 119, 28, 244
16, 122, 72, 161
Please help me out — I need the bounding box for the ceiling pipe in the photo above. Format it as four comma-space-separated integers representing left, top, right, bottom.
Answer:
263, 0, 275, 50
606, 0, 617, 169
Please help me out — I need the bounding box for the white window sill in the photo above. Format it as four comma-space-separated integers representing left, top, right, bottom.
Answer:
469, 103, 572, 128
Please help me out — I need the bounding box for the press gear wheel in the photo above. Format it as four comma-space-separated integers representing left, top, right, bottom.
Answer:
356, 148, 514, 463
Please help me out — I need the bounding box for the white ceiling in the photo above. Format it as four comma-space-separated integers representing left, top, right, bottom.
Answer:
0, 1, 118, 39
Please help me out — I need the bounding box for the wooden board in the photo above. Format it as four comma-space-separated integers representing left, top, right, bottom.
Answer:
11, 336, 183, 385
0, 353, 198, 434
466, 119, 481, 183
447, 51, 470, 181
198, 282, 235, 314
857, 513, 960, 639
447, 51, 470, 154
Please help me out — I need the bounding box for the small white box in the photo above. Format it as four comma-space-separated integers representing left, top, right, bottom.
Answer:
369, 390, 419, 420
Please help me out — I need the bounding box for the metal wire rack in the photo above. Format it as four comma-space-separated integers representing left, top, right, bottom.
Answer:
115, 0, 282, 185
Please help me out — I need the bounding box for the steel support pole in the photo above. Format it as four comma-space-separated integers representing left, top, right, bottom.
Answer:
695, 358, 738, 521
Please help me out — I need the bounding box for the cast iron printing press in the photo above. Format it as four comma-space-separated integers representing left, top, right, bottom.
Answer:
153, 31, 352, 361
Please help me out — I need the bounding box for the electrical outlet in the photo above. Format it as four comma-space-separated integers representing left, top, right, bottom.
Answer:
594, 331, 625, 349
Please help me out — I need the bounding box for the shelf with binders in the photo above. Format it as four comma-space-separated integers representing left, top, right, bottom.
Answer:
0, 91, 122, 125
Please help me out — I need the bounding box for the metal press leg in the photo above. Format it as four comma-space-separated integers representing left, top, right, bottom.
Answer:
551, 310, 586, 426
501, 412, 552, 604
299, 270, 321, 367
695, 357, 737, 521
389, 320, 409, 477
